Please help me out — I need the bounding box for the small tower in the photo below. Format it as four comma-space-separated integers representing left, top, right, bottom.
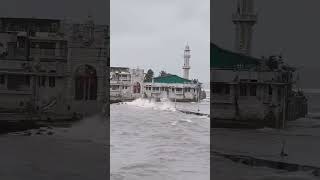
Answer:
84, 11, 95, 43
183, 43, 191, 79
232, 0, 257, 55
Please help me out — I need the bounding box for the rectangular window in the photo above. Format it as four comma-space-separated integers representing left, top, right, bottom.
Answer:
277, 88, 282, 102
41, 76, 46, 87
213, 84, 223, 94
250, 85, 257, 96
213, 86, 220, 94
7, 75, 30, 90
0, 75, 5, 84
49, 77, 55, 87
111, 85, 119, 90
25, 76, 30, 87
240, 84, 247, 96
225, 85, 230, 94
213, 83, 229, 94
268, 85, 273, 95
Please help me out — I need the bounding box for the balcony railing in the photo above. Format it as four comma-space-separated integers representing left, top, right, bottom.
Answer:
69, 48, 107, 58
30, 48, 67, 58
13, 48, 67, 59
175, 91, 183, 95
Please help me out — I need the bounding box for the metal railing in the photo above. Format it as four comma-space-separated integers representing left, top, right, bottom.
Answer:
69, 48, 107, 58
13, 48, 67, 58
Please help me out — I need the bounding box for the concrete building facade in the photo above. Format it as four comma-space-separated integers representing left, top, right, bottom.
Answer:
144, 75, 201, 102
110, 67, 144, 102
0, 17, 109, 120
211, 44, 308, 128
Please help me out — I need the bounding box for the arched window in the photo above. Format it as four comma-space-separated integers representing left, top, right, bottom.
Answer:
75, 65, 97, 100
133, 82, 141, 94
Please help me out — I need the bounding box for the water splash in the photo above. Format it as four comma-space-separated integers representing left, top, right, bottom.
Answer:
126, 98, 176, 112
179, 118, 193, 123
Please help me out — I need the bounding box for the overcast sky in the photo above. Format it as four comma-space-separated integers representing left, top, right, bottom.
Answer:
111, 0, 210, 83
212, 0, 320, 88
0, 0, 108, 24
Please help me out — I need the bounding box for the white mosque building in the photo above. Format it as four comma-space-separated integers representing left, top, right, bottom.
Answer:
143, 44, 202, 102
211, 0, 308, 128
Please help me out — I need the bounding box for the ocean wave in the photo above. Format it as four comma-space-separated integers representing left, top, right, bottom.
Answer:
126, 98, 176, 112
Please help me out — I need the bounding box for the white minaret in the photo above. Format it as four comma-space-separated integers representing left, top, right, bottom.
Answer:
183, 43, 191, 79
232, 0, 257, 55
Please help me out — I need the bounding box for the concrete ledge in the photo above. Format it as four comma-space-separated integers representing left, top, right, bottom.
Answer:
178, 109, 209, 117
213, 151, 320, 176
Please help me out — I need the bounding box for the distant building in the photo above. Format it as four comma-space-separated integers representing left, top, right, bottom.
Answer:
110, 43, 201, 102
110, 67, 144, 102
211, 0, 307, 129
211, 43, 307, 128
144, 74, 201, 102
0, 17, 109, 120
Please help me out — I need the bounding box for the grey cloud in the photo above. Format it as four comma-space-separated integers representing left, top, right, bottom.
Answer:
111, 0, 210, 83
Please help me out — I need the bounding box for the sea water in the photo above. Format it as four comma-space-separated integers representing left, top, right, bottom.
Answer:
111, 98, 210, 180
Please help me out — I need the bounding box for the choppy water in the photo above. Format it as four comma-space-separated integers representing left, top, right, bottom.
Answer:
0, 115, 107, 179
111, 98, 210, 180
212, 91, 320, 180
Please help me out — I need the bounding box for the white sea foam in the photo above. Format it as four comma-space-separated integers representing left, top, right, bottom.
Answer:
171, 121, 178, 126
179, 118, 193, 123
126, 98, 176, 112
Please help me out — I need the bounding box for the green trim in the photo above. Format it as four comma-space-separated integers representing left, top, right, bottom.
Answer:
211, 43, 260, 69
153, 75, 192, 84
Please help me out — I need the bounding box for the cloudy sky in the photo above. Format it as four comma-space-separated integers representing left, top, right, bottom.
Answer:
0, 0, 108, 24
111, 0, 210, 83
212, 0, 320, 88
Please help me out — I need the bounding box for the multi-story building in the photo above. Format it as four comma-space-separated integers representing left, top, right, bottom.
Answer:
110, 67, 144, 102
110, 43, 201, 102
211, 0, 307, 128
143, 74, 201, 102
0, 16, 109, 120
211, 43, 308, 128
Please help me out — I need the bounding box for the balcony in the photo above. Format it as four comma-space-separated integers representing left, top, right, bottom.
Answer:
12, 48, 67, 59
30, 48, 67, 59
69, 48, 107, 58
110, 79, 131, 85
